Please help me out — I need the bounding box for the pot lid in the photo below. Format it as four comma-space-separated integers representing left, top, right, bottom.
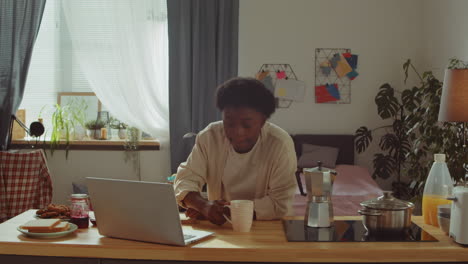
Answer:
360, 191, 415, 210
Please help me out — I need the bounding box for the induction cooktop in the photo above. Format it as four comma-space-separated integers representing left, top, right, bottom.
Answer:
282, 220, 438, 242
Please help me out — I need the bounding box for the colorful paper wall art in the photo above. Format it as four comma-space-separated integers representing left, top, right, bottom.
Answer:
259, 74, 275, 94
326, 83, 340, 99
276, 71, 287, 79
325, 52, 359, 80
343, 52, 359, 80
256, 64, 302, 108
314, 48, 359, 104
256, 70, 269, 81
343, 53, 358, 69
315, 83, 340, 103
335, 54, 353, 77
320, 60, 332, 76
274, 79, 306, 101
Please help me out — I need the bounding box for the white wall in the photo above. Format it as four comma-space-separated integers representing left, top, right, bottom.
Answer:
46, 143, 171, 204
423, 0, 468, 79
238, 0, 425, 189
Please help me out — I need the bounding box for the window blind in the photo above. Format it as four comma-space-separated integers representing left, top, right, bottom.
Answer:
20, 0, 60, 130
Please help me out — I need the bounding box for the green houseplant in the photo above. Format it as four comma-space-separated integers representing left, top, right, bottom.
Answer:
355, 59, 467, 201
68, 98, 88, 140
107, 116, 128, 140
124, 126, 141, 176
354, 65, 418, 199
405, 58, 468, 194
50, 104, 73, 155
48, 98, 89, 156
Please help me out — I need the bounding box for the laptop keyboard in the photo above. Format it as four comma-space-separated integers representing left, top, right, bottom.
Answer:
184, 234, 196, 240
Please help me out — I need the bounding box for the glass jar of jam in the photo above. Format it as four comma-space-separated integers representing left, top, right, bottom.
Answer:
70, 193, 90, 228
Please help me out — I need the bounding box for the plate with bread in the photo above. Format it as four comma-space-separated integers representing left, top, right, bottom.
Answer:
35, 204, 71, 220
17, 219, 77, 238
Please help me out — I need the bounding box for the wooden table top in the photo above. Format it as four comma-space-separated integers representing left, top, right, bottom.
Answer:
0, 210, 467, 263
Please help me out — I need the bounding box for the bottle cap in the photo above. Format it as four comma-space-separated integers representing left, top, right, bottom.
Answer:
434, 153, 446, 162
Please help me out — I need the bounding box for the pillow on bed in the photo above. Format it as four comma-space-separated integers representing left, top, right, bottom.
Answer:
297, 144, 339, 168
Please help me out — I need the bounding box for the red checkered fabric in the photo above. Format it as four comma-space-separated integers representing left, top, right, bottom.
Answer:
0, 150, 53, 222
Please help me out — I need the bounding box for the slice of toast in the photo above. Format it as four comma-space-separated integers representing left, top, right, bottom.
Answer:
20, 219, 61, 233
51, 222, 70, 232
30, 222, 70, 233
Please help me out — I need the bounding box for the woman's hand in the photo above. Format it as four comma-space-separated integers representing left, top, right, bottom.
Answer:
200, 200, 228, 225
185, 208, 205, 220
182, 192, 228, 225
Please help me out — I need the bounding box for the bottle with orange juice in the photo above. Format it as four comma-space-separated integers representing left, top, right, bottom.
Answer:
422, 154, 454, 227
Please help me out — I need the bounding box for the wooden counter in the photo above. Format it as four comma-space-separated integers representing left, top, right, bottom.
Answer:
1, 210, 467, 263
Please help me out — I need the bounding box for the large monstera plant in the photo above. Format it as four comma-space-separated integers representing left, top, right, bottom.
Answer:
405, 59, 467, 195
355, 61, 419, 199
356, 59, 467, 201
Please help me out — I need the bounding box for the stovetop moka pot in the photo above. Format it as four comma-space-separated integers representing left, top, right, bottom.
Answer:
303, 162, 334, 228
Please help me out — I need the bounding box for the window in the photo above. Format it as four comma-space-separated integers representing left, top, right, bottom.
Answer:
20, 0, 62, 129
19, 0, 168, 144
20, 0, 100, 132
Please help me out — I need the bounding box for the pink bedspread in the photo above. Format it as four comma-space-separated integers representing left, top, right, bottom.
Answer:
292, 164, 383, 216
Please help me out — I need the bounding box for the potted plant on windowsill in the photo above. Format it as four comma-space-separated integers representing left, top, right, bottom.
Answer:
109, 117, 120, 140
118, 122, 128, 140
69, 98, 88, 140
50, 103, 81, 156
85, 120, 106, 140
41, 97, 89, 158
50, 104, 71, 154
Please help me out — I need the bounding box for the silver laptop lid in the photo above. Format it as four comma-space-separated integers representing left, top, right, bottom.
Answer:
86, 177, 186, 246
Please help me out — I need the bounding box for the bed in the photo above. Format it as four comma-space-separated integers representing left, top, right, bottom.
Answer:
291, 134, 383, 216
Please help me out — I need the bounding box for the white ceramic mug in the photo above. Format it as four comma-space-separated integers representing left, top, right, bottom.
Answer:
223, 200, 254, 232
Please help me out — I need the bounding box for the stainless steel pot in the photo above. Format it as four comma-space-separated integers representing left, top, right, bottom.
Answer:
358, 191, 414, 234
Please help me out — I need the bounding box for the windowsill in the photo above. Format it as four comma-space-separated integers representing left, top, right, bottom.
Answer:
10, 138, 160, 151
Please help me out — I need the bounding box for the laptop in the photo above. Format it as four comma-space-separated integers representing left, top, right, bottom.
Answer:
86, 177, 213, 246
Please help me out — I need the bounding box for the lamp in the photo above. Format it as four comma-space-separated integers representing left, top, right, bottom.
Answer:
11, 115, 45, 137
439, 69, 468, 120
438, 68, 468, 184
7, 115, 45, 149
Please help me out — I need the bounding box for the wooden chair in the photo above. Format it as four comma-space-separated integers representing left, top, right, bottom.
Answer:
291, 134, 355, 197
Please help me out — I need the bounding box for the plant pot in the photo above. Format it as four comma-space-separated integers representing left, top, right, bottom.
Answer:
74, 126, 86, 141
93, 129, 102, 139
86, 129, 93, 139
86, 129, 101, 139
60, 128, 73, 141
118, 129, 127, 140
111, 129, 119, 139
128, 128, 141, 141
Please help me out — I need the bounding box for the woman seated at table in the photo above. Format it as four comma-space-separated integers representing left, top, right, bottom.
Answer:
174, 77, 297, 225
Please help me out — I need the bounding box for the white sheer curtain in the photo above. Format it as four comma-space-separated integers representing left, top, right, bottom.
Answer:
62, 0, 169, 140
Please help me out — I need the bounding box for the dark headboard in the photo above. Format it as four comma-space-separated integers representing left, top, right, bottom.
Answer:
291, 134, 355, 165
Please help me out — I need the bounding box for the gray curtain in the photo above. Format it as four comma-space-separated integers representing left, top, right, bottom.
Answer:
168, 0, 239, 173
0, 0, 46, 150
